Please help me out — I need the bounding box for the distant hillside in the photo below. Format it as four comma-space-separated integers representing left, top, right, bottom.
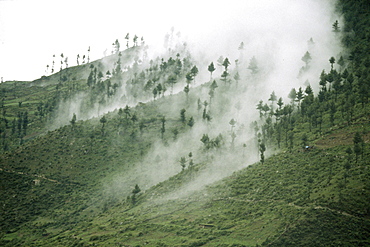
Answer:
0, 0, 369, 246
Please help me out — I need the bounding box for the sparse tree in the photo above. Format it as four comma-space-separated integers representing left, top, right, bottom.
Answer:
301, 51, 312, 67
217, 56, 224, 68
221, 58, 231, 83
201, 134, 210, 147
180, 109, 186, 123
70, 113, 77, 128
277, 97, 284, 111
248, 56, 258, 74
319, 70, 327, 89
329, 56, 336, 70
156, 83, 163, 97
131, 184, 141, 205
180, 157, 186, 171
60, 53, 64, 71
125, 33, 130, 48
115, 39, 121, 53
133, 35, 138, 46
167, 74, 177, 94
172, 128, 179, 140
87, 46, 91, 63
222, 57, 231, 71
100, 116, 107, 135
234, 71, 240, 85
203, 100, 208, 111
153, 87, 158, 100
187, 116, 194, 127
185, 72, 194, 85
202, 108, 207, 120
221, 71, 229, 84
259, 142, 266, 164
238, 42, 245, 50
188, 152, 194, 167
124, 105, 131, 123
231, 131, 236, 147
296, 87, 304, 111
197, 98, 202, 113
160, 116, 166, 139
210, 80, 218, 91
51, 54, 55, 73
229, 118, 236, 131
132, 184, 141, 194
332, 20, 340, 33
288, 88, 297, 105
64, 57, 68, 68
190, 65, 199, 83
184, 85, 190, 102
256, 100, 264, 118
208, 88, 215, 104
208, 62, 216, 81
141, 36, 145, 46
262, 103, 270, 117
268, 91, 277, 110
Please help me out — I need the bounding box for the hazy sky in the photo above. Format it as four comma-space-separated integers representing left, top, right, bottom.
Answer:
0, 0, 337, 81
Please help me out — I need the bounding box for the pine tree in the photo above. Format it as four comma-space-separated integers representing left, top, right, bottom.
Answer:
180, 157, 186, 171
187, 117, 194, 127
208, 62, 216, 81
301, 51, 312, 67
100, 116, 107, 135
131, 184, 141, 205
180, 109, 186, 123
332, 20, 340, 33
70, 113, 77, 128
160, 116, 166, 139
259, 142, 266, 164
248, 56, 258, 74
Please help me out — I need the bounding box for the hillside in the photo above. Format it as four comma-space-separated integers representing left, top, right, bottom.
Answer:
1, 0, 370, 246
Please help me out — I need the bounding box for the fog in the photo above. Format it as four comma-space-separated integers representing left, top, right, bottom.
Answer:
1, 0, 342, 201
0, 0, 339, 83
98, 0, 343, 202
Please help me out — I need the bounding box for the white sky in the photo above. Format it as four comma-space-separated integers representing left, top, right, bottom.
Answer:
0, 0, 337, 81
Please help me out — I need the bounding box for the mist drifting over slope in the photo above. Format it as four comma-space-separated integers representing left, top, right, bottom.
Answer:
2, 0, 342, 199
48, 0, 341, 126
1, 0, 340, 83
99, 0, 342, 200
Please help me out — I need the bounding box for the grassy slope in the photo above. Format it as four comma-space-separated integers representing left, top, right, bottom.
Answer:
1, 1, 370, 246
0, 77, 369, 246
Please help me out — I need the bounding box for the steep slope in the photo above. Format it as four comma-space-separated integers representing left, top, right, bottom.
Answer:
2, 127, 368, 246
1, 0, 370, 246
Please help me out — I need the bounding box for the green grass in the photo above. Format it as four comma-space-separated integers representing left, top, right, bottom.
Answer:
1, 70, 370, 246
1, 2, 370, 244
4, 131, 367, 246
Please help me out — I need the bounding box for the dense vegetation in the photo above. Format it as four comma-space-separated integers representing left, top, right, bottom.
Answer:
0, 0, 369, 246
